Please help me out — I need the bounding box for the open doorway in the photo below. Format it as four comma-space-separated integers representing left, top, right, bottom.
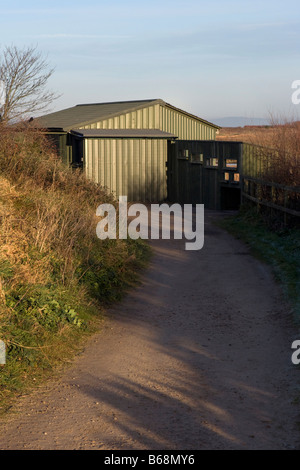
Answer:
220, 187, 241, 210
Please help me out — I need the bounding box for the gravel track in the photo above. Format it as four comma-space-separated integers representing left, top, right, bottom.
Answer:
0, 210, 299, 450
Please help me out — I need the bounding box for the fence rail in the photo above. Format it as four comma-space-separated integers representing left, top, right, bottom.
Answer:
242, 176, 300, 223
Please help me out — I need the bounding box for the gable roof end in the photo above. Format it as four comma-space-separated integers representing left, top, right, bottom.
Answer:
34, 99, 220, 131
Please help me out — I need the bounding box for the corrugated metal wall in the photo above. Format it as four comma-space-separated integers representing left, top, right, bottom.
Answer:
80, 103, 217, 140
78, 102, 218, 202
241, 142, 270, 179
160, 106, 216, 140
84, 138, 168, 202
81, 104, 161, 131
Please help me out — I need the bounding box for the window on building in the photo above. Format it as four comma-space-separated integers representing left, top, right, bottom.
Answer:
207, 157, 218, 167
234, 173, 240, 182
178, 149, 189, 159
225, 159, 238, 168
192, 153, 204, 163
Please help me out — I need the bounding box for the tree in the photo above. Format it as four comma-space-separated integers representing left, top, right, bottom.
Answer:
0, 45, 58, 124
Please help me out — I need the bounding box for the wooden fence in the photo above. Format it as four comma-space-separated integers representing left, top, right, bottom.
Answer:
241, 143, 300, 226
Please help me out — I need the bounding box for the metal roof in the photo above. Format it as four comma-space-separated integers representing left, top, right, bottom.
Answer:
34, 99, 220, 131
34, 100, 160, 131
70, 128, 177, 139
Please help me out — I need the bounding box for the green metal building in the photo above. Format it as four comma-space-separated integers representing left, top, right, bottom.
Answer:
35, 99, 220, 202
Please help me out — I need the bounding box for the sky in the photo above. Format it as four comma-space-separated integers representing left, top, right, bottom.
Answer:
1, 0, 300, 125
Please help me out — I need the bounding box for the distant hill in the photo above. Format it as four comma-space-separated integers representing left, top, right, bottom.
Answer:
211, 116, 270, 128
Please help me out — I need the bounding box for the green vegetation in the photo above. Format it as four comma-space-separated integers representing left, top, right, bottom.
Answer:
0, 126, 151, 413
217, 205, 300, 324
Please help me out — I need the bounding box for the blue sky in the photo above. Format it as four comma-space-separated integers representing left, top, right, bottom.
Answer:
2, 0, 300, 123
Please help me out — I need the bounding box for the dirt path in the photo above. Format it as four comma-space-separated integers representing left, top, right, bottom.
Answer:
0, 211, 299, 450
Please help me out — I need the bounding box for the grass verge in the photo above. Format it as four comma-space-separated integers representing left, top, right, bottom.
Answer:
216, 205, 300, 325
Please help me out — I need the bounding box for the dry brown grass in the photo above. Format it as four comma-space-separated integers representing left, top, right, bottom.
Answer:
249, 122, 300, 187
216, 125, 274, 143
0, 124, 150, 409
0, 124, 114, 287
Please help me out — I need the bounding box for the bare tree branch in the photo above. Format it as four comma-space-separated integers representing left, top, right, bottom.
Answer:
0, 45, 59, 124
